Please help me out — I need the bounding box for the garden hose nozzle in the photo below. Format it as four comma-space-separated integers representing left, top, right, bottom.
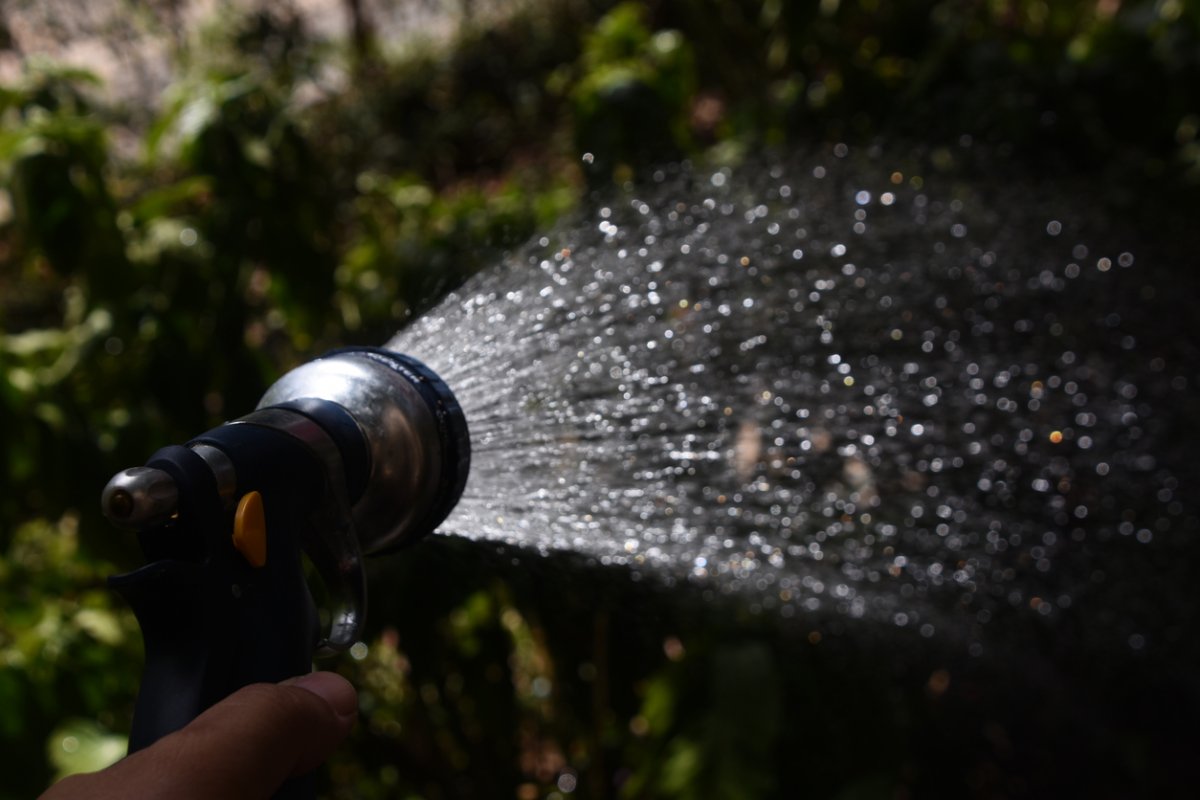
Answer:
103, 348, 469, 755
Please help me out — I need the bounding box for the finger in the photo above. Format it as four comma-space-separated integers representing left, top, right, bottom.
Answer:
42, 672, 357, 800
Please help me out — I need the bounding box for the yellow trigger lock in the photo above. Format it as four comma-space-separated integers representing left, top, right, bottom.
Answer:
232, 491, 268, 567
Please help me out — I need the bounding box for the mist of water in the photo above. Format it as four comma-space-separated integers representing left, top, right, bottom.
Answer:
389, 148, 1195, 651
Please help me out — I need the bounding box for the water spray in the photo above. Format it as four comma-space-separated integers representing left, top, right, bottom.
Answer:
102, 348, 469, 758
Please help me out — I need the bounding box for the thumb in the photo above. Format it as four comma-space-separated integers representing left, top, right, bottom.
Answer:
42, 672, 357, 800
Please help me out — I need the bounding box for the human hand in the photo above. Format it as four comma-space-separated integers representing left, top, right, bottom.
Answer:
39, 672, 357, 800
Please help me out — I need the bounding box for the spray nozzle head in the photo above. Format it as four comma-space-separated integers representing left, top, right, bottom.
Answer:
257, 348, 470, 554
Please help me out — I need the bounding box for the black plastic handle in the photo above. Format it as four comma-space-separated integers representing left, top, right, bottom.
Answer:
110, 437, 324, 798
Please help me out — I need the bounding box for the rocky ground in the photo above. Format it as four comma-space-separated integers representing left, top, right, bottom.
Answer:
0, 0, 506, 106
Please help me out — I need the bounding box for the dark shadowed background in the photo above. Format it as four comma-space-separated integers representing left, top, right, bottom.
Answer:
2, 1, 1199, 797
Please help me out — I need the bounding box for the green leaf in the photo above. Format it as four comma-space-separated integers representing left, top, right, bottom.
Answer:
46, 720, 126, 779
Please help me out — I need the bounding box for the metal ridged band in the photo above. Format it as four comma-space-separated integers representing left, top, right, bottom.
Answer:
329, 347, 471, 551
256, 347, 471, 554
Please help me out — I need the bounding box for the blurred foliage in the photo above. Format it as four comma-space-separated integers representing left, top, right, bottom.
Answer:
1, 0, 1198, 797
567, 3, 696, 184
0, 514, 140, 796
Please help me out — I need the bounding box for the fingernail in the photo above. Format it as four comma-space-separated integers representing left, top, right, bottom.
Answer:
285, 672, 358, 724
